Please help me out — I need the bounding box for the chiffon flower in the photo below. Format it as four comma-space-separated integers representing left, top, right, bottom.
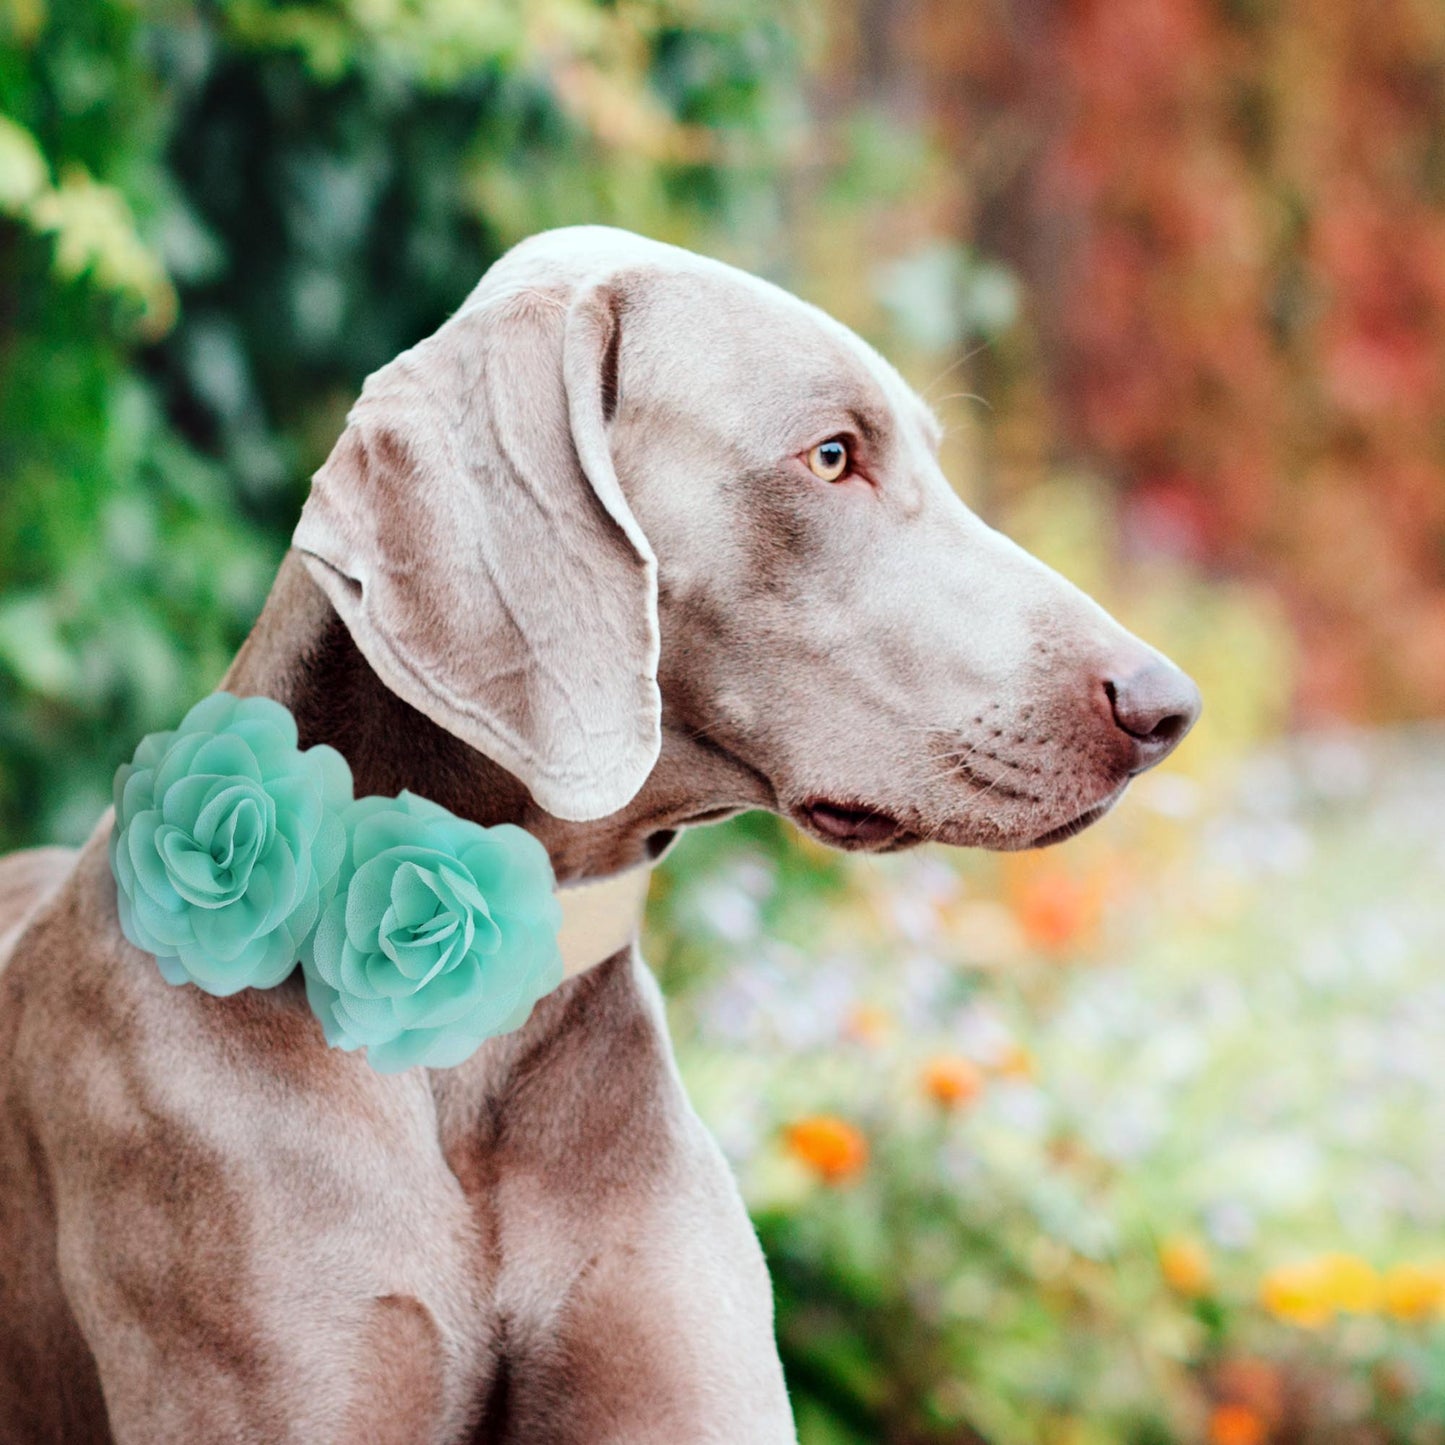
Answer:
110, 693, 353, 995
301, 792, 562, 1073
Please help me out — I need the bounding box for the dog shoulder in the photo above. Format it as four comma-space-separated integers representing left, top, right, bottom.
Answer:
0, 845, 77, 976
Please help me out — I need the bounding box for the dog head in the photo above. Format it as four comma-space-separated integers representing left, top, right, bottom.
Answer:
295, 226, 1199, 851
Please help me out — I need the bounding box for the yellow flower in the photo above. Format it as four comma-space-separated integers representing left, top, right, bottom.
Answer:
921, 1055, 986, 1110
1159, 1236, 1212, 1297
1383, 1262, 1445, 1322
785, 1115, 868, 1184
1260, 1253, 1382, 1327
1260, 1261, 1333, 1328
1318, 1253, 1382, 1314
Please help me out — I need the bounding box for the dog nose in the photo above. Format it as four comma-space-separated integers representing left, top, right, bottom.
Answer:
1103, 660, 1202, 771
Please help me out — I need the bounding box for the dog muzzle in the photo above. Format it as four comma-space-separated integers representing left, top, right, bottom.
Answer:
108, 691, 650, 1074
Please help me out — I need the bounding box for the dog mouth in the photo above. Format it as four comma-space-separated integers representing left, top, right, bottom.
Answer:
1022, 788, 1124, 849
795, 799, 922, 852
795, 781, 1128, 855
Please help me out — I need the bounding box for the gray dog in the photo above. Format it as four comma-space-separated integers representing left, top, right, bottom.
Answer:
0, 227, 1199, 1443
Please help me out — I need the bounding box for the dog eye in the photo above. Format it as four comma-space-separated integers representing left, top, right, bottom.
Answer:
805, 438, 851, 482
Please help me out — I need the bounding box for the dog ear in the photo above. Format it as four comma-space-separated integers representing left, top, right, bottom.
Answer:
292, 281, 660, 823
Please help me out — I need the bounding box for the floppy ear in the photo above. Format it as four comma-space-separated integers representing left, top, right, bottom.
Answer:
292, 280, 660, 823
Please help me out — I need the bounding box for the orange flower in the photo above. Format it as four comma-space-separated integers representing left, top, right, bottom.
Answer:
843, 1004, 892, 1047
995, 1043, 1038, 1082
1383, 1262, 1445, 1322
922, 1055, 986, 1109
1216, 1358, 1284, 1424
1159, 1236, 1212, 1297
785, 1115, 868, 1184
1209, 1403, 1266, 1445
1006, 865, 1102, 952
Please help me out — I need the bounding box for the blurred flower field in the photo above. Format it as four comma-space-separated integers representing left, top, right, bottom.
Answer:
654, 722, 1445, 1444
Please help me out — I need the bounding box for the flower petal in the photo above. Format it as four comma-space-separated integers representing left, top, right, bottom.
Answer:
332, 990, 402, 1045
389, 957, 488, 1030
112, 691, 355, 999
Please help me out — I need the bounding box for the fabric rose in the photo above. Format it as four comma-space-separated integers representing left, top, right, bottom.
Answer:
301, 792, 563, 1073
110, 693, 352, 995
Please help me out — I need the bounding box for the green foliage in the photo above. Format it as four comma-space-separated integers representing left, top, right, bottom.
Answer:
0, 0, 800, 847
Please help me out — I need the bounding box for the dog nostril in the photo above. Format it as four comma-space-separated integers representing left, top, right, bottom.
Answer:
1141, 710, 1189, 746
1104, 662, 1202, 763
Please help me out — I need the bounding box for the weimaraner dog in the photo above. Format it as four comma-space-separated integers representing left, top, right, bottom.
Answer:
0, 226, 1199, 1443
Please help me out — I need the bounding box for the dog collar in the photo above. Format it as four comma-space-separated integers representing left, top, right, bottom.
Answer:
557, 865, 653, 979
109, 692, 650, 1074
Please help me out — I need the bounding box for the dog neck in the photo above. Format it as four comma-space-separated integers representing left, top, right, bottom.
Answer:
222, 553, 769, 885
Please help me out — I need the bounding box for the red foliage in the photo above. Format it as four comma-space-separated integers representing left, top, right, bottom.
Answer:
914, 0, 1445, 720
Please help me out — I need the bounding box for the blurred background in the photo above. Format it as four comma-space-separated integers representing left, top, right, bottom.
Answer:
3, 1, 1445, 1440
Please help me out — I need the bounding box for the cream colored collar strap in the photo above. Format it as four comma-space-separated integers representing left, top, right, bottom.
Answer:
557, 865, 653, 980
108, 691, 652, 1074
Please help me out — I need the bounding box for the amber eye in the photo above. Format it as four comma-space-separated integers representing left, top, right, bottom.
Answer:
805, 437, 851, 482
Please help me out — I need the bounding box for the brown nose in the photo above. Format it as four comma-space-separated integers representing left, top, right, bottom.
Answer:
1104, 660, 1202, 771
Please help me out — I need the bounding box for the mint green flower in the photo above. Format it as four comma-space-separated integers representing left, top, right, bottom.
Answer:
301, 792, 562, 1073
110, 693, 353, 995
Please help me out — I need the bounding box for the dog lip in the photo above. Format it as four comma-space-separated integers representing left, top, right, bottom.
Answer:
1025, 790, 1122, 849
797, 799, 911, 848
